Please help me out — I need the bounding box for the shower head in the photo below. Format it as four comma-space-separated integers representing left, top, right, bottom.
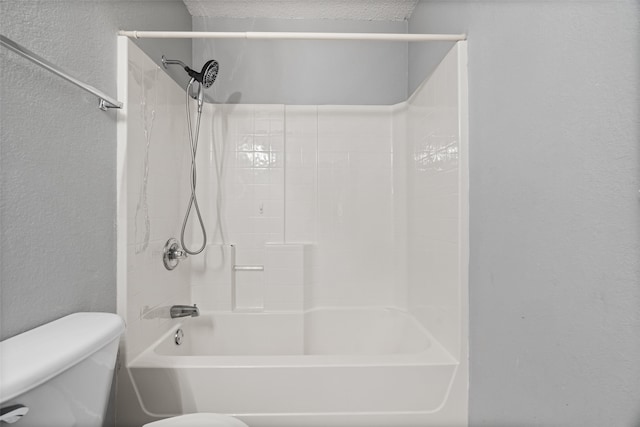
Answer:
199, 60, 219, 88
162, 56, 219, 88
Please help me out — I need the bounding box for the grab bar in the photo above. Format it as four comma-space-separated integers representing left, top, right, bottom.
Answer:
0, 34, 123, 111
233, 265, 264, 272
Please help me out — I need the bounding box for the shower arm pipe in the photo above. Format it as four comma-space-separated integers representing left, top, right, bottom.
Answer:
0, 34, 123, 111
118, 30, 466, 42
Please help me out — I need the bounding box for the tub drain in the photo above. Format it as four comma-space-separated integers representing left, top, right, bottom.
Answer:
174, 328, 184, 345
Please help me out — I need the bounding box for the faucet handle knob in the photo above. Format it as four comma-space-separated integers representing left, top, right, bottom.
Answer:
172, 249, 188, 260
163, 238, 187, 270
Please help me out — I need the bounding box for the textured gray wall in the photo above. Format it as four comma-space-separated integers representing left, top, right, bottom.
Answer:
192, 17, 408, 105
0, 0, 191, 341
409, 1, 640, 425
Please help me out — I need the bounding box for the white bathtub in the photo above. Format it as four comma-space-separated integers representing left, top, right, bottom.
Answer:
127, 308, 460, 427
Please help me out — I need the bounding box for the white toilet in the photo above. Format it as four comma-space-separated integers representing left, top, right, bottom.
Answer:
0, 312, 248, 427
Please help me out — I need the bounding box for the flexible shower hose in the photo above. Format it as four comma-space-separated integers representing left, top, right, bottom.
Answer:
180, 79, 207, 255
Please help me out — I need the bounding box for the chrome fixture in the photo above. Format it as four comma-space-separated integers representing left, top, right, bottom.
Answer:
163, 238, 187, 271
233, 265, 265, 272
174, 328, 184, 345
161, 55, 220, 256
0, 404, 29, 424
170, 304, 199, 319
162, 56, 219, 90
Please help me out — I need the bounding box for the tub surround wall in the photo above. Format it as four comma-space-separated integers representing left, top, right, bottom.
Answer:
392, 105, 409, 310
314, 106, 397, 307
195, 104, 401, 312
284, 106, 318, 244
117, 39, 192, 361
192, 46, 466, 322
405, 44, 467, 359
118, 41, 468, 426
191, 243, 306, 312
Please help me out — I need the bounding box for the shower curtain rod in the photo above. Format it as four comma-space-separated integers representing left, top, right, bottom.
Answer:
118, 31, 466, 42
0, 34, 123, 111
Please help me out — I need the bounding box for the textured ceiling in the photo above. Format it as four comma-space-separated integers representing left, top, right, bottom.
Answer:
183, 0, 419, 21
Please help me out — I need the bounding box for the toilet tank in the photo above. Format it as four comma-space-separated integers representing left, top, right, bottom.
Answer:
0, 313, 125, 426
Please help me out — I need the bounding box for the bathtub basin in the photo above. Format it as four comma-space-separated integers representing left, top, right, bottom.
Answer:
128, 308, 459, 426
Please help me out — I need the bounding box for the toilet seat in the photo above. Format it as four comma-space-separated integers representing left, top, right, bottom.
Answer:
143, 413, 249, 427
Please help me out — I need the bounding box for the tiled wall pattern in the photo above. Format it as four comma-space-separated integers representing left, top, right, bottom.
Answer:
196, 103, 400, 311
194, 104, 307, 312
405, 44, 462, 358
213, 104, 286, 247
119, 40, 192, 360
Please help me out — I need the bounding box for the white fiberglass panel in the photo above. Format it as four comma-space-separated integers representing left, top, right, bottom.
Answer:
156, 312, 304, 356
284, 105, 318, 244
117, 38, 192, 360
152, 309, 430, 357
405, 43, 467, 359
303, 308, 430, 355
195, 103, 400, 311
313, 106, 396, 307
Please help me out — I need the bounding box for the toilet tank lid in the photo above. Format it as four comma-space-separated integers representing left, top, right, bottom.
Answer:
0, 312, 125, 403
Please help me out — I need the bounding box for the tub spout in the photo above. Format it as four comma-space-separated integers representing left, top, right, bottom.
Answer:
170, 304, 199, 318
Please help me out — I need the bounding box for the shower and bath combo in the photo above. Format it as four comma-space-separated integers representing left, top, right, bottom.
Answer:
161, 56, 219, 268
116, 31, 469, 427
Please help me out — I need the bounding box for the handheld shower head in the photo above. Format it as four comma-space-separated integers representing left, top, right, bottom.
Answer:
199, 60, 219, 88
162, 56, 219, 88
